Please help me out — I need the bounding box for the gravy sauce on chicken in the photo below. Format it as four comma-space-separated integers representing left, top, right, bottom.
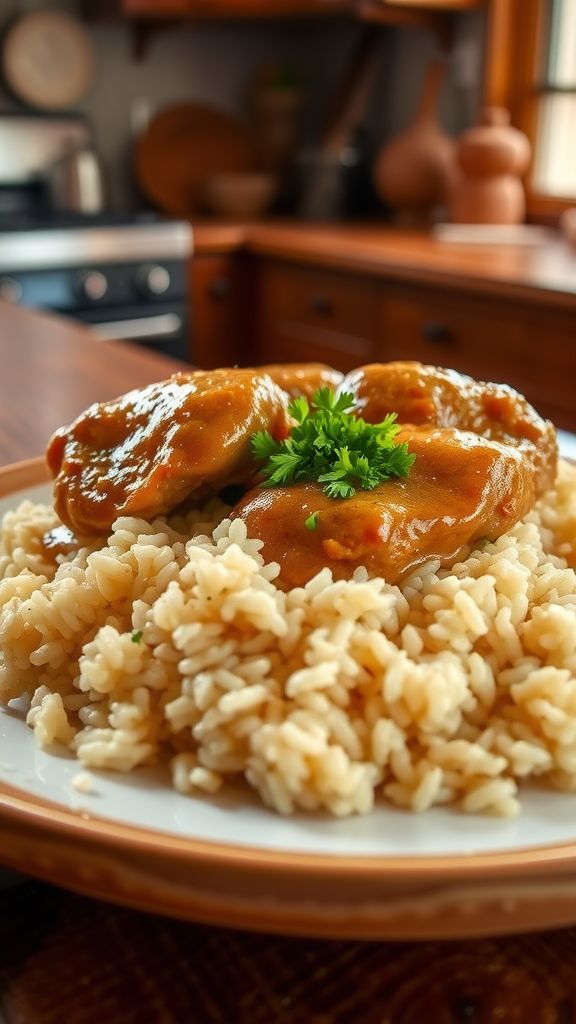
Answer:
340, 362, 557, 496
46, 369, 289, 535
231, 427, 539, 587
46, 361, 557, 585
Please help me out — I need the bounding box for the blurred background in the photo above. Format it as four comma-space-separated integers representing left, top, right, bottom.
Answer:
0, 0, 574, 432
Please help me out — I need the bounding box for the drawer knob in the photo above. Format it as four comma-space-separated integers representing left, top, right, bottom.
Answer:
310, 295, 333, 316
422, 320, 453, 344
209, 276, 231, 300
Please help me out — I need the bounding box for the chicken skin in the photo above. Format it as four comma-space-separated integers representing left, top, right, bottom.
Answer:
232, 427, 539, 588
340, 362, 557, 495
46, 369, 290, 535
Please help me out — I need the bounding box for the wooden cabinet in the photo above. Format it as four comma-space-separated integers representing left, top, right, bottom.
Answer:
378, 283, 576, 429
252, 260, 378, 371
190, 252, 248, 369
249, 253, 576, 431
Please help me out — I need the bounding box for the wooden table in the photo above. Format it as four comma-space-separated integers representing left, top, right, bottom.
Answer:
0, 303, 186, 466
2, 303, 576, 1024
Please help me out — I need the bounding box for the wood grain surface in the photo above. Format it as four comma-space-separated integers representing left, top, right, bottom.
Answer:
2, 880, 576, 1024
0, 302, 185, 465
193, 220, 576, 310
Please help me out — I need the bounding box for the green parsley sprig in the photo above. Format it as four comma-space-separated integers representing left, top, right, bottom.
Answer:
251, 387, 415, 500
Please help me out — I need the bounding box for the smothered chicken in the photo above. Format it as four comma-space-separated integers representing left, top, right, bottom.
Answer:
231, 426, 539, 588
46, 362, 557, 585
46, 369, 290, 535
340, 362, 557, 495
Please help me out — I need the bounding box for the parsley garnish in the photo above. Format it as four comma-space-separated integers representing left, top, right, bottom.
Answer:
252, 388, 415, 500
131, 630, 143, 644
305, 512, 319, 531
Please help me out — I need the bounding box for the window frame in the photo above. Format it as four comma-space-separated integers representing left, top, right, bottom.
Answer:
484, 0, 575, 221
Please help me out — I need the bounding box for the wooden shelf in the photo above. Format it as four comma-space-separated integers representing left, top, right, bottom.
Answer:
84, 0, 483, 23
376, 0, 483, 8
83, 0, 351, 19
355, 1, 444, 27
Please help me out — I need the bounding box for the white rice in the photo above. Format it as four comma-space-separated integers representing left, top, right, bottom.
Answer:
1, 461, 575, 818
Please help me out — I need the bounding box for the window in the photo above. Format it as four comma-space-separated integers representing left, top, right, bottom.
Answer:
532, 0, 576, 199
485, 0, 576, 219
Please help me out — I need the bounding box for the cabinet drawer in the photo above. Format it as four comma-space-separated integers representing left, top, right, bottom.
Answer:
255, 260, 377, 370
379, 286, 576, 429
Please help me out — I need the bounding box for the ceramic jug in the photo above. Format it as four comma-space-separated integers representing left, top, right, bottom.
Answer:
449, 107, 531, 224
373, 60, 455, 221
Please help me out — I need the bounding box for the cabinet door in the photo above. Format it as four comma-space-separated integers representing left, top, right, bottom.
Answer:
254, 259, 378, 371
190, 253, 247, 369
379, 283, 576, 431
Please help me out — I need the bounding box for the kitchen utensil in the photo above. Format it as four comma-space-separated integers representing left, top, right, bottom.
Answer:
48, 140, 106, 215
299, 30, 382, 220
449, 107, 531, 224
373, 60, 455, 220
134, 103, 255, 218
203, 171, 276, 219
2, 10, 94, 111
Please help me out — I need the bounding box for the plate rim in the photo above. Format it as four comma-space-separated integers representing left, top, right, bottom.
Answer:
3, 455, 576, 886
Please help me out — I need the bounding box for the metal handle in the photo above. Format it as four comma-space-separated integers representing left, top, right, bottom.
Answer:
421, 320, 454, 344
90, 313, 183, 342
209, 276, 231, 300
310, 295, 333, 316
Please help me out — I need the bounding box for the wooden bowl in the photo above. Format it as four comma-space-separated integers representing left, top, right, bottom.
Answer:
203, 172, 276, 220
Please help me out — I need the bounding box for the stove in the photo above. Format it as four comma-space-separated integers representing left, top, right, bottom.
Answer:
0, 212, 194, 362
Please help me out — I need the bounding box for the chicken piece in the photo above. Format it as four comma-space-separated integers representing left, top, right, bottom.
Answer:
255, 363, 343, 401
339, 362, 557, 495
231, 427, 538, 588
46, 369, 290, 535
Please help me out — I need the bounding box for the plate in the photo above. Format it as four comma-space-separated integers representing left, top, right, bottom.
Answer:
3, 457, 576, 940
2, 11, 94, 112
134, 103, 255, 217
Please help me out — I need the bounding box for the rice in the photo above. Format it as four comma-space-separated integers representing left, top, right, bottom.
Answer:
1, 461, 576, 818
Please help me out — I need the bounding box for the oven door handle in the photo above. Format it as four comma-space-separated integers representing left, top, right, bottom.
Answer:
90, 313, 183, 342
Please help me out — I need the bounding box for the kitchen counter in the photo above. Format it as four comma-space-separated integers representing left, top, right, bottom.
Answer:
193, 220, 576, 310
3, 300, 574, 464
0, 302, 187, 465
2, 303, 576, 1023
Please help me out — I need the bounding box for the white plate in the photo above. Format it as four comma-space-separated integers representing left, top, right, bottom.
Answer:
3, 461, 576, 940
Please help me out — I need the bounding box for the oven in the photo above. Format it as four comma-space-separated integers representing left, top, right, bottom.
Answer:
0, 220, 193, 362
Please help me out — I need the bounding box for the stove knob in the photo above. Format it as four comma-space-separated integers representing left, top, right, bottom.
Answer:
76, 270, 108, 302
137, 264, 171, 297
0, 276, 23, 303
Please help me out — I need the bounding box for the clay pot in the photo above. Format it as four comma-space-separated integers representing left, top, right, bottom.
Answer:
449, 107, 531, 224
373, 61, 455, 220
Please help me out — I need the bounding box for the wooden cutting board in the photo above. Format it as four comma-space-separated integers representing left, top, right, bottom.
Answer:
134, 103, 255, 217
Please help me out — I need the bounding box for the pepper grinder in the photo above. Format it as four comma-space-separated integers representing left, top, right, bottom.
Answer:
449, 107, 531, 224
